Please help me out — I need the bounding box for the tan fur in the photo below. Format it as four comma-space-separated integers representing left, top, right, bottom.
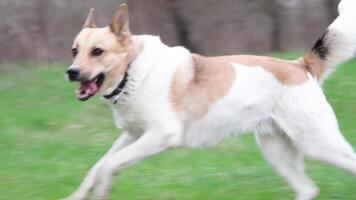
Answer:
83, 8, 97, 28
228, 55, 309, 85
72, 4, 141, 94
171, 54, 236, 121
302, 52, 327, 80
171, 54, 312, 121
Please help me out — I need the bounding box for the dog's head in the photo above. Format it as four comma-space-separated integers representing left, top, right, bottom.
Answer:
66, 4, 138, 101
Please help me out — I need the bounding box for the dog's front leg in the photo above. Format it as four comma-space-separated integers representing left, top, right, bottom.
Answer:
66, 131, 138, 200
93, 130, 181, 200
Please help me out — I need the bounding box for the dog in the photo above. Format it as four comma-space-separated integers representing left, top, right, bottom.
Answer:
64, 1, 356, 199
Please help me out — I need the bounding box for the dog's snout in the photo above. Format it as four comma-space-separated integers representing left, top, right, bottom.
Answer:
67, 68, 80, 81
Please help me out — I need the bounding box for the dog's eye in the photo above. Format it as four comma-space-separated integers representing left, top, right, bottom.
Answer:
71, 48, 78, 57
91, 48, 104, 57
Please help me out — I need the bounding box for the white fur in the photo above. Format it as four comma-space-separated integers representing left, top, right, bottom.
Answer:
338, 0, 356, 14
65, 1, 356, 199
319, 0, 356, 82
182, 64, 282, 147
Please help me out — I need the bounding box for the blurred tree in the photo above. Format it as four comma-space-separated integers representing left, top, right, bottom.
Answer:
266, 0, 283, 51
129, 0, 181, 47
0, 0, 339, 63
327, 0, 339, 21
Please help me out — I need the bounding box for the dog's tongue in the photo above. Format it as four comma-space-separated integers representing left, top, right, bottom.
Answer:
76, 81, 98, 100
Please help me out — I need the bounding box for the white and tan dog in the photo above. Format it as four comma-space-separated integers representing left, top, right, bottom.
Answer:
65, 1, 356, 199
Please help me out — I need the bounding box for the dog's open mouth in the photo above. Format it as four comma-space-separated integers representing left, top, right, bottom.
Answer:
76, 73, 105, 101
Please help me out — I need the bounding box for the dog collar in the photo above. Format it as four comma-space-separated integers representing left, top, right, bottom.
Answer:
103, 70, 129, 104
103, 60, 134, 104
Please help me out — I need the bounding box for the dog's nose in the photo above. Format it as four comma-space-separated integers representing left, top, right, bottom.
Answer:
67, 68, 80, 81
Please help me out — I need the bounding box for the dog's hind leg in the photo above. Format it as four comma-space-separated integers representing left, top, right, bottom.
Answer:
276, 98, 356, 176
256, 130, 319, 200
294, 129, 356, 176
65, 131, 138, 200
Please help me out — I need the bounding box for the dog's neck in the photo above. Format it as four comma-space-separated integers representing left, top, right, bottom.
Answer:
127, 35, 167, 83
104, 35, 170, 104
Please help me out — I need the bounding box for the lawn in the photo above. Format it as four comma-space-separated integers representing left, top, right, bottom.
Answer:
1, 55, 356, 200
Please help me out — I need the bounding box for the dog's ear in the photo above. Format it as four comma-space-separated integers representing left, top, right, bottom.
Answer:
83, 8, 97, 28
110, 3, 130, 37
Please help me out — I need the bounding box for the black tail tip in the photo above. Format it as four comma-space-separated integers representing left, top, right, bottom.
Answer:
312, 30, 330, 60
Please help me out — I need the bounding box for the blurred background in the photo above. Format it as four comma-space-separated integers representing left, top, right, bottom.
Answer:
0, 0, 339, 63
2, 1, 356, 200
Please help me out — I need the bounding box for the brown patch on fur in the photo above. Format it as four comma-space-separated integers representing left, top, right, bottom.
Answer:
170, 54, 236, 121
171, 54, 313, 121
226, 55, 310, 85
302, 52, 327, 80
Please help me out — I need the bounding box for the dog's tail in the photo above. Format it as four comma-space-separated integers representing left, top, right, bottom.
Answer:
302, 0, 356, 84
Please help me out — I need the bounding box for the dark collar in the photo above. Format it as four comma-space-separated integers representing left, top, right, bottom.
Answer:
103, 62, 131, 103
103, 71, 129, 100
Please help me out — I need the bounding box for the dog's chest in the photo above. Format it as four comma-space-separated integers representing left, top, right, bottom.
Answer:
112, 104, 146, 135
103, 96, 145, 135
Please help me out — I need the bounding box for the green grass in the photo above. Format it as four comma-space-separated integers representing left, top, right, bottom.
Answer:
1, 55, 356, 200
